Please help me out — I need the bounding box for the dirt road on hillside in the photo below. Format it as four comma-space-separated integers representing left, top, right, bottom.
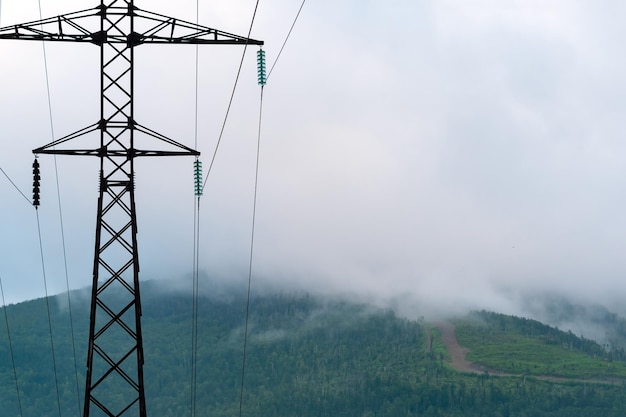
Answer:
434, 322, 624, 384
435, 322, 524, 376
436, 322, 477, 372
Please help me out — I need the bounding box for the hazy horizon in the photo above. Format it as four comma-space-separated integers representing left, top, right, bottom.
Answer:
3, 1, 626, 323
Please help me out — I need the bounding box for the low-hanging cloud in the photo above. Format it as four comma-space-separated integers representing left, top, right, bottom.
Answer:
2, 0, 626, 324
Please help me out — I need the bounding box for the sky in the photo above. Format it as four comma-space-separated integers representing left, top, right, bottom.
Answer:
2, 0, 626, 319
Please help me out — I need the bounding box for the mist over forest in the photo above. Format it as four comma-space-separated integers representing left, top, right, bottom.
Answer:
3, 280, 626, 416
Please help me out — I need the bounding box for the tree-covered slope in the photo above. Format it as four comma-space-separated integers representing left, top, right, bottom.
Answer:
455, 310, 626, 379
1, 282, 626, 417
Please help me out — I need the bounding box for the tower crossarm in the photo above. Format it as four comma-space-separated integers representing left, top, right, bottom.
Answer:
131, 8, 264, 45
0, 8, 101, 43
32, 122, 201, 157
0, 6, 263, 46
2, 2, 263, 416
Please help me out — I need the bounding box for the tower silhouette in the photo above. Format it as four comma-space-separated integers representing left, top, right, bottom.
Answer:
0, 2, 263, 416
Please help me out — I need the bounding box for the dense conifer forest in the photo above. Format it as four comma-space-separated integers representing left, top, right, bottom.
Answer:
2, 281, 626, 416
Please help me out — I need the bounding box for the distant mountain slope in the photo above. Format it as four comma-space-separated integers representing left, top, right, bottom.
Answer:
518, 293, 626, 351
452, 311, 626, 380
1, 281, 626, 416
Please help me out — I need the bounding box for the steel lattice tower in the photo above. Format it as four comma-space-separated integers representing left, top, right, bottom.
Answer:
0, 2, 262, 416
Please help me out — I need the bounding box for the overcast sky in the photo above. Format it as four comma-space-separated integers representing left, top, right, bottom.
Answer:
2, 0, 626, 318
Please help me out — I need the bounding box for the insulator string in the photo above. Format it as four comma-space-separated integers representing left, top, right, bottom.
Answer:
201, 0, 262, 193
257, 49, 267, 86
36, 0, 82, 412
190, 1, 201, 416
190, 163, 201, 417
32, 159, 40, 207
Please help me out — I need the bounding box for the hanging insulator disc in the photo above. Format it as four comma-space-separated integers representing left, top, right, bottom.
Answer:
32, 158, 41, 207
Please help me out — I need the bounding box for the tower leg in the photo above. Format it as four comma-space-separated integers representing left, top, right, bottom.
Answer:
83, 2, 147, 416
84, 169, 146, 417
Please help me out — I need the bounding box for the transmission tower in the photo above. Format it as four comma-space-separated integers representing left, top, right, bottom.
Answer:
0, 2, 262, 416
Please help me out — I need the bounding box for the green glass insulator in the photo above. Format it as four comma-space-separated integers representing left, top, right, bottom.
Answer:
193, 160, 203, 197
257, 49, 267, 86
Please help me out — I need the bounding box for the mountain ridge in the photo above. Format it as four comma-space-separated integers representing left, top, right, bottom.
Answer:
2, 280, 626, 416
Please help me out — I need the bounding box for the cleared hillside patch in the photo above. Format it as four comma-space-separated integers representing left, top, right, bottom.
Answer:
455, 311, 626, 380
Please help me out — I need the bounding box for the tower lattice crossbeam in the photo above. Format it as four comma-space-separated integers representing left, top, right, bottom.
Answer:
0, 1, 263, 416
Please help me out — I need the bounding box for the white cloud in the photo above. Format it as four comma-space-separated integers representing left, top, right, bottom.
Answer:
2, 0, 626, 318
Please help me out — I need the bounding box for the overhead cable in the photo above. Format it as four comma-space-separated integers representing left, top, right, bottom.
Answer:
0, 166, 31, 205
0, 275, 24, 417
190, 194, 201, 417
238, 80, 265, 417
266, 0, 307, 82
35, 211, 63, 417
37, 0, 82, 413
190, 4, 201, 417
201, 0, 262, 193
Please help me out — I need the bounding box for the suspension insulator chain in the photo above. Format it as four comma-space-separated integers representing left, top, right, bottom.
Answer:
32, 158, 41, 207
193, 160, 203, 197
257, 49, 267, 86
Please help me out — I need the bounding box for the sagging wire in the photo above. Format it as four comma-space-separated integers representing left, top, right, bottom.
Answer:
190, 178, 201, 417
191, 1, 262, 414
1, 6, 24, 416
190, 1, 202, 416
0, 0, 29, 211
238, 48, 266, 417
1, 166, 31, 206
190, 160, 202, 417
191, 163, 202, 417
191, 1, 268, 415
200, 0, 262, 193
36, 0, 82, 413
35, 210, 63, 417
0, 275, 24, 417
266, 0, 307, 83
196, 0, 305, 188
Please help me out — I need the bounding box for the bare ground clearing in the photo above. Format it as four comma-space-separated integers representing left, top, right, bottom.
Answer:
433, 322, 622, 384
436, 321, 474, 372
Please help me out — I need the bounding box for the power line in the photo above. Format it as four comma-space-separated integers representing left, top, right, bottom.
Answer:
35, 210, 63, 417
201, 0, 262, 192
0, 275, 24, 417
194, 1, 200, 151
238, 82, 265, 417
36, 0, 83, 411
0, 0, 30, 209
190, 4, 201, 417
190, 196, 201, 417
193, 0, 264, 414
5, 3, 263, 416
266, 0, 307, 83
0, 166, 31, 205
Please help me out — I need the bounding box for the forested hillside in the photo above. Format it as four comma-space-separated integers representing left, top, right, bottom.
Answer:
1, 281, 626, 416
455, 311, 626, 379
